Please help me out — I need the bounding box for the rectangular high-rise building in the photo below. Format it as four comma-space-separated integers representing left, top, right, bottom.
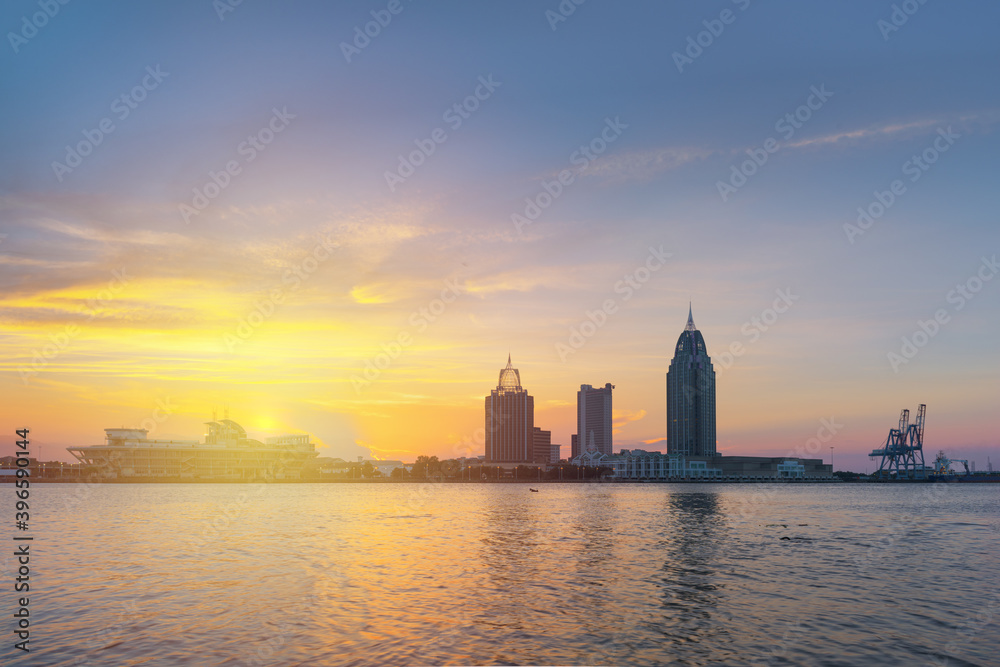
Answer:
574, 383, 614, 457
666, 305, 717, 457
485, 355, 535, 463
532, 427, 551, 464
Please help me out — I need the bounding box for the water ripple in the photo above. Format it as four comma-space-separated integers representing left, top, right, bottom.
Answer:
11, 483, 1000, 666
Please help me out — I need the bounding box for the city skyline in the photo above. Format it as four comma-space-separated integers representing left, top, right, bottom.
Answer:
4, 299, 997, 474
1, 2, 998, 475
3, 4, 998, 666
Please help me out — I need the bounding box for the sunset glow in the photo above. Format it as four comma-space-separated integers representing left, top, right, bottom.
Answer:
2, 2, 998, 474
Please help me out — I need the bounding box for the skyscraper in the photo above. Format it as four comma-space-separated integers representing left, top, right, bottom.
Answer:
574, 383, 614, 458
532, 427, 552, 464
666, 305, 717, 457
485, 355, 535, 463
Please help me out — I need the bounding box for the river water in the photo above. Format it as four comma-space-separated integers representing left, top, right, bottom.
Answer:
6, 482, 999, 666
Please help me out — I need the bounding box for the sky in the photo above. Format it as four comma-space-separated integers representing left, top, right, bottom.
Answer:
1, 0, 998, 473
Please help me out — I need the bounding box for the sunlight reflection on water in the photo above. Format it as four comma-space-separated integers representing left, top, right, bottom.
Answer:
14, 482, 1000, 666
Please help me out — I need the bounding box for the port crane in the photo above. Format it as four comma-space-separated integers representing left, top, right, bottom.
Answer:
870, 404, 927, 480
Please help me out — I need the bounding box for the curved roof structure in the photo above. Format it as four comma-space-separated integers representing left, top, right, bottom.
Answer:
204, 420, 247, 436
498, 354, 522, 390
218, 419, 247, 437
675, 304, 709, 357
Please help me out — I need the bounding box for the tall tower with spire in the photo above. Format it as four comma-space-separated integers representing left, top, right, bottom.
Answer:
666, 304, 717, 457
485, 355, 535, 463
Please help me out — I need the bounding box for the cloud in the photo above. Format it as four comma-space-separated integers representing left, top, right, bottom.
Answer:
786, 118, 943, 150
535, 146, 713, 185
349, 283, 401, 305
613, 409, 647, 434
524, 111, 999, 193
463, 265, 582, 296
579, 147, 714, 183
0, 255, 94, 270
33, 218, 188, 246
785, 110, 1000, 151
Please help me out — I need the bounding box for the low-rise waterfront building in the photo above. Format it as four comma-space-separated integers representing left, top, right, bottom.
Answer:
571, 448, 832, 481
67, 418, 317, 481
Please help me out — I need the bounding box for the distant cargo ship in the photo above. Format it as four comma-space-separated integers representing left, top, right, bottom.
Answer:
926, 472, 1000, 483
926, 451, 999, 483
67, 417, 317, 481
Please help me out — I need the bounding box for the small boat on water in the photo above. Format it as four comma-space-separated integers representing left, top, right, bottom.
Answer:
529, 488, 539, 492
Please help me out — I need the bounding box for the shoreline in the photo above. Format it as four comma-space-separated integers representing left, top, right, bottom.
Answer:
2, 477, 967, 485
